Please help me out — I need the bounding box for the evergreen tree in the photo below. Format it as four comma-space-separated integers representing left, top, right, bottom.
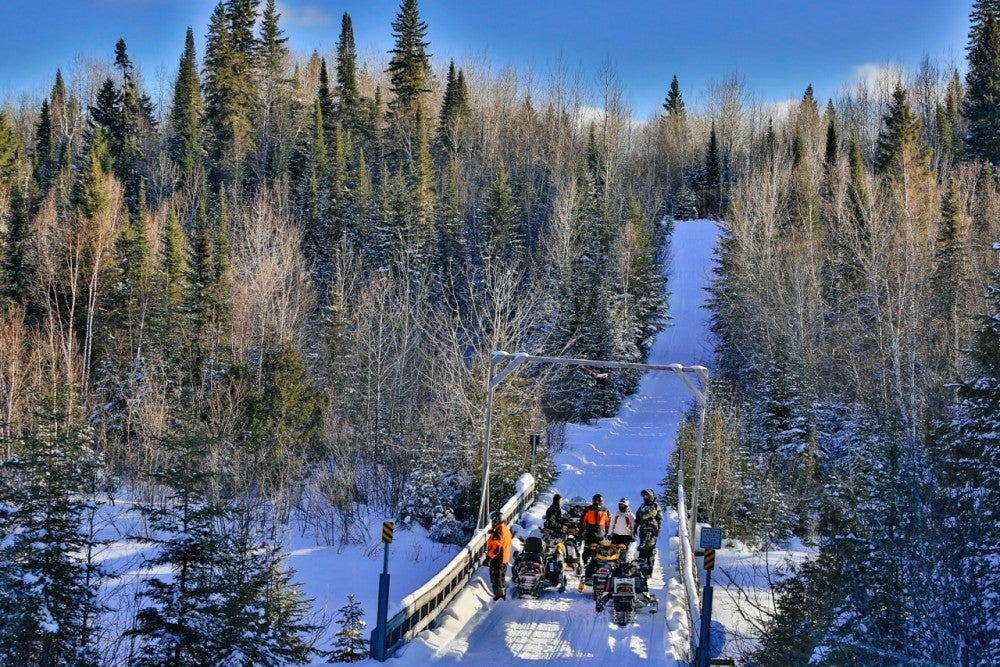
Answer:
437, 60, 470, 155
937, 69, 963, 168
184, 190, 217, 381
948, 261, 1000, 664
317, 57, 337, 143
481, 161, 522, 259
253, 0, 295, 185
963, 3, 1000, 164
152, 205, 189, 365
203, 0, 258, 188
33, 99, 55, 193
330, 594, 368, 662
704, 121, 722, 215
847, 134, 870, 226
169, 28, 204, 187
109, 183, 153, 359
246, 342, 322, 496
128, 431, 315, 666
873, 84, 924, 175
0, 109, 22, 182
823, 101, 838, 166
386, 0, 431, 121
662, 74, 685, 117
434, 157, 463, 285
0, 418, 106, 667
336, 13, 361, 132
2, 182, 32, 306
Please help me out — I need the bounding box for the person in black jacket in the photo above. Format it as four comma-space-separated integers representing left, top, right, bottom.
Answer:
544, 494, 566, 532
635, 488, 663, 573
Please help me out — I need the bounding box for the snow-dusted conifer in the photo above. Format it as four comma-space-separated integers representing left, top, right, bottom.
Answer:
330, 593, 368, 662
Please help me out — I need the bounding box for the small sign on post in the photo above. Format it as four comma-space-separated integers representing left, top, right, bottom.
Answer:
700, 527, 722, 550
382, 521, 394, 544
697, 527, 723, 667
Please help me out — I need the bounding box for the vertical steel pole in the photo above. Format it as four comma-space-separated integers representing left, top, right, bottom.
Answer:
689, 398, 707, 549
373, 542, 391, 661
477, 374, 496, 529
698, 568, 714, 667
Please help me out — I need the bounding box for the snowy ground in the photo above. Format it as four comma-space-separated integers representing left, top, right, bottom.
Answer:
704, 537, 816, 662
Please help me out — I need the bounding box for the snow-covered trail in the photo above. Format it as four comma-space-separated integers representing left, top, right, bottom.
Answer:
391, 221, 719, 665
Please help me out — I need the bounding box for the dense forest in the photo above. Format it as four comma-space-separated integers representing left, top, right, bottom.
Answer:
4, 0, 1000, 663
668, 1, 1000, 664
0, 0, 671, 662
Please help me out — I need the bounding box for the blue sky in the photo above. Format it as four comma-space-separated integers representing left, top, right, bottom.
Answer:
0, 0, 974, 117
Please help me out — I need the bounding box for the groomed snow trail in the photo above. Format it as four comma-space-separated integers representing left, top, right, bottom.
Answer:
390, 221, 719, 665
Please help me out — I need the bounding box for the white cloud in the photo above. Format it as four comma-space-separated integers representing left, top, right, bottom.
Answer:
276, 2, 332, 29
847, 62, 908, 93
575, 105, 605, 128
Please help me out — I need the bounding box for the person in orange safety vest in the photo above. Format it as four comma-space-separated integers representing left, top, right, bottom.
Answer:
485, 510, 513, 600
579, 493, 610, 565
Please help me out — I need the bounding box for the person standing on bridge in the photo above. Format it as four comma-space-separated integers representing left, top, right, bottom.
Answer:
635, 489, 663, 574
579, 494, 610, 566
609, 497, 636, 549
544, 494, 568, 533
486, 510, 512, 600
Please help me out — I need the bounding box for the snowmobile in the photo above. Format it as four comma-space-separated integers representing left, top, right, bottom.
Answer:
543, 524, 583, 576
595, 558, 658, 626
578, 540, 623, 599
512, 532, 567, 597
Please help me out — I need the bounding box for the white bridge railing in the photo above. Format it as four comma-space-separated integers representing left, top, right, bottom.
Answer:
677, 468, 702, 664
373, 473, 537, 659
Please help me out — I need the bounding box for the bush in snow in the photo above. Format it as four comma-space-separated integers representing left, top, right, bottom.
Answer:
398, 455, 474, 544
330, 593, 368, 662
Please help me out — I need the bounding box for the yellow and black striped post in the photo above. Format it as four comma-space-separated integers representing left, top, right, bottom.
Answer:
703, 548, 715, 571
382, 521, 395, 544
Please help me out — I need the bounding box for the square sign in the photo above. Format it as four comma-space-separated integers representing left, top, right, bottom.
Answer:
700, 527, 723, 550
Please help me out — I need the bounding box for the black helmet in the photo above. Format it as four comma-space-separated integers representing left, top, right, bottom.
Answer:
592, 493, 603, 504
618, 497, 630, 511
490, 510, 501, 524
640, 488, 654, 500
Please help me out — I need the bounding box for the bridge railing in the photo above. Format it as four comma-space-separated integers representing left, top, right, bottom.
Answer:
375, 473, 537, 659
677, 468, 702, 664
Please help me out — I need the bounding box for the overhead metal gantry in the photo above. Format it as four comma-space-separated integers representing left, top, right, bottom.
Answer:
477, 351, 710, 541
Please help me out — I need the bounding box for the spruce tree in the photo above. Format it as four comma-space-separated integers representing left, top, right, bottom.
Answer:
662, 74, 685, 118
481, 161, 522, 259
169, 27, 204, 187
386, 0, 431, 121
0, 109, 21, 181
704, 121, 722, 215
33, 99, 54, 193
437, 60, 469, 155
330, 594, 368, 662
963, 3, 1000, 164
336, 12, 361, 131
203, 0, 258, 188
2, 182, 32, 306
823, 101, 838, 166
253, 0, 294, 185
130, 430, 318, 665
0, 418, 106, 667
873, 84, 924, 175
948, 262, 1000, 664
